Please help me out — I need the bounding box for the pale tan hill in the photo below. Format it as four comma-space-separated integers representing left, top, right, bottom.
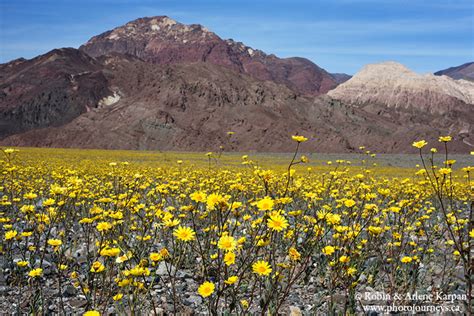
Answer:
328, 61, 474, 114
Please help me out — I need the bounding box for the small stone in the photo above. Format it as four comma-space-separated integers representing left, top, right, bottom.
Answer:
156, 262, 176, 276
62, 285, 77, 297
289, 306, 302, 316
358, 273, 367, 283
0, 286, 10, 295
184, 295, 202, 306
67, 298, 87, 308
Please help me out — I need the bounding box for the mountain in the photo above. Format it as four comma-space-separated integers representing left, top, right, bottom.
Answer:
435, 62, 474, 81
1, 17, 473, 153
0, 48, 111, 138
1, 53, 472, 153
328, 61, 474, 114
0, 55, 343, 151
327, 61, 474, 150
79, 16, 336, 96
331, 73, 352, 84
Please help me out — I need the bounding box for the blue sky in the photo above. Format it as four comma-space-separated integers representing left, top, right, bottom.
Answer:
1, 0, 473, 74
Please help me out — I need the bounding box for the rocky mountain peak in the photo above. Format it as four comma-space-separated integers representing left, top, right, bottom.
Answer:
85, 16, 218, 47
328, 61, 474, 114
355, 61, 416, 80
80, 16, 336, 95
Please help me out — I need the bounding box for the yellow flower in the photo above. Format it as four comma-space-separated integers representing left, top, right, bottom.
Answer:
4, 148, 15, 154
400, 256, 413, 263
267, 214, 288, 232
198, 281, 215, 298
17, 260, 28, 267
339, 256, 350, 263
439, 168, 452, 175
412, 140, 427, 149
173, 226, 196, 242
24, 192, 38, 200
291, 135, 308, 143
344, 199, 356, 208
100, 247, 120, 257
252, 260, 272, 276
190, 191, 207, 203
206, 193, 224, 210
149, 252, 162, 262
4, 230, 17, 240
241, 299, 249, 308
117, 278, 131, 287
322, 245, 335, 256
127, 266, 150, 276
90, 261, 105, 273
256, 197, 274, 211
28, 268, 43, 278
163, 218, 180, 228
47, 239, 62, 247
43, 198, 56, 206
96, 221, 113, 232
116, 253, 132, 263
83, 311, 100, 316
224, 252, 236, 265
368, 226, 383, 235
289, 247, 301, 261
224, 276, 238, 285
160, 248, 170, 258
469, 229, 474, 238
218, 235, 237, 251
347, 267, 357, 276
438, 136, 452, 142
113, 293, 123, 301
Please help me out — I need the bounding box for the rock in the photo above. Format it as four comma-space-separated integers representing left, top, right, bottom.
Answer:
175, 283, 187, 292
0, 286, 10, 296
62, 285, 77, 297
156, 262, 176, 276
184, 295, 202, 306
67, 298, 87, 309
289, 306, 302, 316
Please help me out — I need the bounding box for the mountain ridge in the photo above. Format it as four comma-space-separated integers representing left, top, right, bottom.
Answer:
435, 62, 474, 81
79, 16, 337, 96
0, 17, 473, 153
328, 61, 474, 115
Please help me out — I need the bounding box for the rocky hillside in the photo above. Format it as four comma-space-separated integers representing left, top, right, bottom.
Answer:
0, 48, 111, 138
0, 55, 339, 151
328, 62, 474, 114
1, 54, 472, 153
79, 16, 336, 96
435, 62, 474, 81
327, 61, 474, 150
1, 17, 473, 153
330, 73, 352, 84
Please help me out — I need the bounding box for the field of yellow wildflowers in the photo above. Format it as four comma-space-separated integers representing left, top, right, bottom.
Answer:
0, 136, 473, 315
